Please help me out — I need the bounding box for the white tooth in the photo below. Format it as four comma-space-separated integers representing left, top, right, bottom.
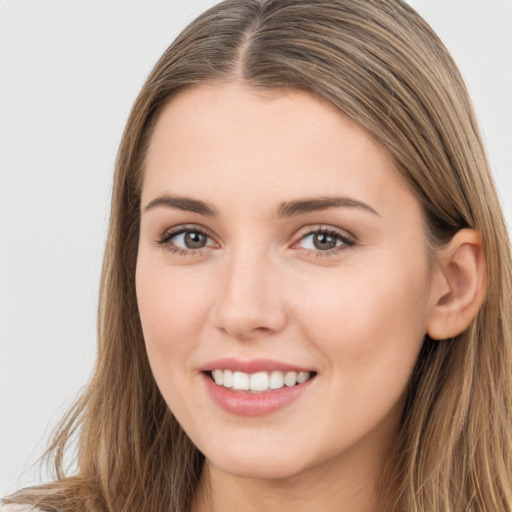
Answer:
223, 370, 233, 388
284, 371, 298, 387
250, 372, 269, 391
232, 371, 250, 390
269, 371, 285, 389
212, 369, 223, 385
297, 371, 310, 384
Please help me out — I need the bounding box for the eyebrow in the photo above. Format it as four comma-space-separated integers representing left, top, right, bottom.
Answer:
276, 196, 379, 217
142, 194, 379, 218
143, 195, 218, 216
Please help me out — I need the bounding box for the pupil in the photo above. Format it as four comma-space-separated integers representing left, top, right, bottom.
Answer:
185, 231, 206, 249
313, 233, 337, 250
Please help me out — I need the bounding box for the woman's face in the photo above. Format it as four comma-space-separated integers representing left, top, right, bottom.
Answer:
136, 84, 439, 481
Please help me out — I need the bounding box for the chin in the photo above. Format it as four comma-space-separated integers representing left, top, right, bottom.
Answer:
202, 441, 313, 481
211, 458, 307, 481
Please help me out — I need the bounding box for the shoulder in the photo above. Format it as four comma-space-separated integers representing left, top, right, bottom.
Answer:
0, 504, 42, 512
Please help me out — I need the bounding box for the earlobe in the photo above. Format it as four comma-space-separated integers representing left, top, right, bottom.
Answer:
427, 229, 487, 340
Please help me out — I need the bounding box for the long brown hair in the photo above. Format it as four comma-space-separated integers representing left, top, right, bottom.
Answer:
5, 1, 512, 511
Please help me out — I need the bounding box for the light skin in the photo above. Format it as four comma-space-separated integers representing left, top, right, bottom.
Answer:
135, 84, 486, 512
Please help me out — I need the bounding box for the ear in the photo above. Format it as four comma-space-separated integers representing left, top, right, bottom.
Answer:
427, 229, 487, 340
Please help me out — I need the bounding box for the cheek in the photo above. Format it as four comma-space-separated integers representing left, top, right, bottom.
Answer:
135, 260, 221, 426
135, 259, 214, 375
292, 257, 431, 387
287, 261, 431, 451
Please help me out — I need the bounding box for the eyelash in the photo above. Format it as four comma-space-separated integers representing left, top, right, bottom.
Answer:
156, 225, 213, 256
156, 225, 355, 257
295, 227, 355, 257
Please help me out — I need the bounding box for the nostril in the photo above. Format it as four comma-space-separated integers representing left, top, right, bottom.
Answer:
215, 322, 279, 342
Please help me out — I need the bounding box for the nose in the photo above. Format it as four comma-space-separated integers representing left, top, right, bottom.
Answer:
213, 248, 287, 341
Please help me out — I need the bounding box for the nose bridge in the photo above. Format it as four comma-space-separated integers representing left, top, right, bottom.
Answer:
214, 241, 286, 339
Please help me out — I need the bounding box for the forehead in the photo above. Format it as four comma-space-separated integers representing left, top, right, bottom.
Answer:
142, 84, 417, 219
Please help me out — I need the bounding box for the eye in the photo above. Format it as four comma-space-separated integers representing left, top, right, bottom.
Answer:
157, 226, 216, 253
295, 227, 355, 254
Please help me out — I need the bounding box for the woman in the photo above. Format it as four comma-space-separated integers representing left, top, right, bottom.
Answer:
2, 0, 511, 511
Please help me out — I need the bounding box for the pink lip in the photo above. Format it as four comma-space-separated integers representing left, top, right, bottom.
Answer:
200, 357, 313, 374
203, 375, 313, 416
200, 359, 316, 417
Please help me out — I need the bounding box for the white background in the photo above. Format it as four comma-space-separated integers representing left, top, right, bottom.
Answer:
1, 0, 511, 497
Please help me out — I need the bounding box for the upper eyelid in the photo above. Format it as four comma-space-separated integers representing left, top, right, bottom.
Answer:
160, 223, 214, 237
294, 224, 355, 241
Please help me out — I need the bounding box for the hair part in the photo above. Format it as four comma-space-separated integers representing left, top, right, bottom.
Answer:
6, 1, 512, 511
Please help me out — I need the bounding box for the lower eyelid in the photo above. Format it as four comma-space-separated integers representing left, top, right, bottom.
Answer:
298, 245, 350, 258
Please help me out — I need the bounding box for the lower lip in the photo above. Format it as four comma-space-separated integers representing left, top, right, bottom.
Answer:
202, 373, 314, 416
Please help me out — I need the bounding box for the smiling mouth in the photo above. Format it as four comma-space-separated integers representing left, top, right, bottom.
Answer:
209, 369, 316, 392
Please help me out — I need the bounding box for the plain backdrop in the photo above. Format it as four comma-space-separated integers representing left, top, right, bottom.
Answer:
1, 0, 511, 498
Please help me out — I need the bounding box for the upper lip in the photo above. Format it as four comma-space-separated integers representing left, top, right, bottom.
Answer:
200, 357, 315, 374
